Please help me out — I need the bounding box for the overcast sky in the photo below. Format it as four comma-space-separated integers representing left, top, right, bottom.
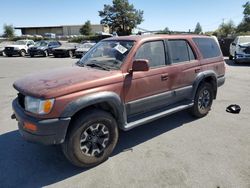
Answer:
0, 0, 247, 35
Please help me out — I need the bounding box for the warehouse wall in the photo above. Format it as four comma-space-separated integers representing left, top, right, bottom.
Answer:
18, 24, 109, 36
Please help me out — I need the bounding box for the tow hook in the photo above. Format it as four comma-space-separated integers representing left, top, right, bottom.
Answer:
11, 113, 16, 120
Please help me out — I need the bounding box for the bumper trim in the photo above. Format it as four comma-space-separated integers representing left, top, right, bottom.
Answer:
217, 75, 225, 87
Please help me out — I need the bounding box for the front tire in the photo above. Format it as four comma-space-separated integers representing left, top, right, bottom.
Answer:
190, 83, 214, 118
43, 50, 48, 57
68, 50, 73, 58
229, 55, 233, 60
20, 50, 26, 57
62, 109, 119, 168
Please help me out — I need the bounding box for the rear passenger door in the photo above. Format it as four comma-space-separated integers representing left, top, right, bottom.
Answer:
166, 39, 201, 100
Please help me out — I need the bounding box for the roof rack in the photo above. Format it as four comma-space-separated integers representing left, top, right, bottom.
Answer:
136, 30, 195, 35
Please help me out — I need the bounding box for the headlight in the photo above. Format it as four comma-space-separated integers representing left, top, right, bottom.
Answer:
25, 96, 54, 114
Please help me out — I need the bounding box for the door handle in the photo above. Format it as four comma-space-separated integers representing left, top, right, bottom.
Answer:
161, 74, 169, 81
195, 68, 201, 73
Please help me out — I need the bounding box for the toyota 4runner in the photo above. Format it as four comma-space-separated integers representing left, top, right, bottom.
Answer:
12, 34, 225, 167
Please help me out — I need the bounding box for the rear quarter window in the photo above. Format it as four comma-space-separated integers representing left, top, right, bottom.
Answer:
193, 38, 221, 59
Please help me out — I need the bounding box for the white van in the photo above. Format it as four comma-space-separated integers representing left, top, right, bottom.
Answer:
229, 36, 250, 63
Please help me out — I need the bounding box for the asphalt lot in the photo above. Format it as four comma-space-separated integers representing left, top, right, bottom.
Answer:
0, 56, 249, 188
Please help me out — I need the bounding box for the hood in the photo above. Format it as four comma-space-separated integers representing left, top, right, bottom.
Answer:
29, 46, 47, 50
6, 44, 25, 48
76, 47, 89, 52
13, 67, 123, 98
239, 42, 250, 47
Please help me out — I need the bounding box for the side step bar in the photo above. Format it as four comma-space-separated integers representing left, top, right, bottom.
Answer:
123, 103, 194, 131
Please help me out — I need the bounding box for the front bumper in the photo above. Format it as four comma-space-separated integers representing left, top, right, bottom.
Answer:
5, 49, 20, 56
53, 50, 68, 57
29, 49, 45, 56
75, 51, 85, 58
12, 99, 71, 145
235, 53, 250, 63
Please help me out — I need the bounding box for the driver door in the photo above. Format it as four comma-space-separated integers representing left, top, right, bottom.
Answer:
123, 40, 171, 116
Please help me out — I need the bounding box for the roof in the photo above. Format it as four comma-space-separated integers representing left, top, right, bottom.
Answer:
104, 34, 211, 42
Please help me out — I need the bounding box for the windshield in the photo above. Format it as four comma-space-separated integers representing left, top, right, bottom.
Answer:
239, 37, 250, 44
14, 40, 27, 45
77, 40, 134, 70
34, 41, 48, 47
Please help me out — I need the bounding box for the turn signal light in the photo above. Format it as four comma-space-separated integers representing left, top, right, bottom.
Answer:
24, 122, 37, 132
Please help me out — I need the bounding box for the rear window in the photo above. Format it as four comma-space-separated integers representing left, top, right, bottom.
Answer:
193, 38, 221, 59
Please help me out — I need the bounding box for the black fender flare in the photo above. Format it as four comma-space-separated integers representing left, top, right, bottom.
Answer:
192, 70, 218, 100
60, 91, 126, 128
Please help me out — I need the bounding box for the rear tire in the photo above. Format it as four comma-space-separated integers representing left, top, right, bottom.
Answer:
190, 82, 214, 118
233, 52, 238, 64
62, 109, 119, 168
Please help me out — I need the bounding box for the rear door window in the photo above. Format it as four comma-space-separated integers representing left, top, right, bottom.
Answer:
193, 38, 221, 59
168, 40, 196, 64
135, 41, 166, 68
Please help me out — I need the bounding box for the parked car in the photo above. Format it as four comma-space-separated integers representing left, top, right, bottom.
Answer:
229, 35, 250, 63
12, 35, 225, 167
4, 40, 35, 57
28, 40, 61, 57
75, 42, 96, 58
0, 41, 13, 56
52, 43, 78, 57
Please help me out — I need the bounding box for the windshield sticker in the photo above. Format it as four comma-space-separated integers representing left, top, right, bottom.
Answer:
114, 44, 128, 54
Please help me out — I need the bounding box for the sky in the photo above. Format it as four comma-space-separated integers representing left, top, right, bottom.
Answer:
0, 0, 248, 35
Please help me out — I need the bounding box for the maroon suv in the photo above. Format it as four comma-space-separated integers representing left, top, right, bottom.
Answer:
12, 34, 225, 167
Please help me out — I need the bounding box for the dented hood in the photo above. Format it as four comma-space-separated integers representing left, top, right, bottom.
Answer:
13, 66, 123, 98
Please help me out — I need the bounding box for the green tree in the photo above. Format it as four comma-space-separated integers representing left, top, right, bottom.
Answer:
79, 20, 92, 35
99, 0, 144, 36
237, 1, 250, 32
217, 20, 236, 37
156, 27, 170, 34
194, 22, 202, 34
3, 24, 15, 38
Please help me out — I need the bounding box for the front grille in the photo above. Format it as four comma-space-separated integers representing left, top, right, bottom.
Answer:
55, 49, 64, 52
5, 47, 14, 51
17, 93, 25, 109
243, 47, 250, 54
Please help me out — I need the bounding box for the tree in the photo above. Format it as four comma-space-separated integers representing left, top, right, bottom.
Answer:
194, 22, 202, 34
237, 1, 250, 32
3, 24, 15, 38
99, 0, 144, 36
79, 20, 92, 35
156, 27, 170, 34
217, 20, 236, 37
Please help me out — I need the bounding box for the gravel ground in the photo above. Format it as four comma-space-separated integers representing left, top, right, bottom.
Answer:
0, 56, 249, 188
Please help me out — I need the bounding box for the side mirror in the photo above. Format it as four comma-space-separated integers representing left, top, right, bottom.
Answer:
231, 42, 236, 46
130, 59, 149, 73
27, 44, 30, 47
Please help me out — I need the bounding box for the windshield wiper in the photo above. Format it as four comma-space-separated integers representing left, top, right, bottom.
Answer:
86, 62, 110, 71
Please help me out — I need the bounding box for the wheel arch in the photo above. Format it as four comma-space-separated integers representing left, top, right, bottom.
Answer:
192, 71, 218, 100
61, 91, 126, 131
